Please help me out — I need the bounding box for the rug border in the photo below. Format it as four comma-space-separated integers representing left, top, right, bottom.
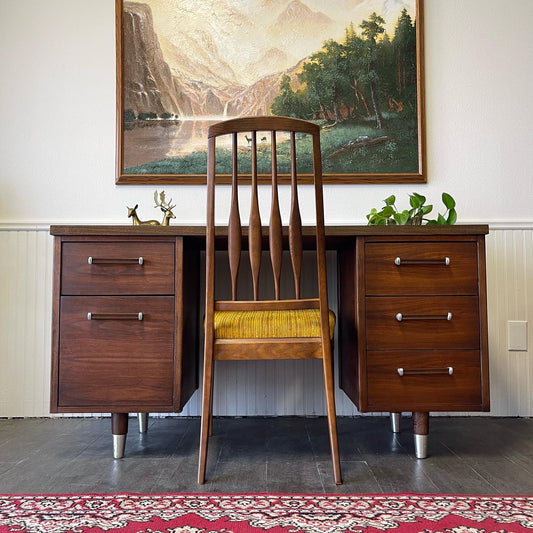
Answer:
1, 492, 532, 498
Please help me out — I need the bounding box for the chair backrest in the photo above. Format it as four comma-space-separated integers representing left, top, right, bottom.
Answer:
206, 116, 328, 314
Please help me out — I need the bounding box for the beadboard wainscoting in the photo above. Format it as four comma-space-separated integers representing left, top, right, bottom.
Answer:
0, 225, 532, 418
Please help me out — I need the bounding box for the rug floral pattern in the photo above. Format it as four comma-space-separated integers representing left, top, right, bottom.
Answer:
0, 493, 532, 533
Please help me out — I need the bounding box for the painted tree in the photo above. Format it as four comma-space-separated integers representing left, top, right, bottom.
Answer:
343, 23, 371, 118
393, 9, 417, 96
298, 54, 332, 120
271, 74, 297, 117
298, 39, 351, 123
360, 12, 386, 128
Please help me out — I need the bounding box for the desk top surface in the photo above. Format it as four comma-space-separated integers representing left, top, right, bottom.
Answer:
50, 224, 489, 237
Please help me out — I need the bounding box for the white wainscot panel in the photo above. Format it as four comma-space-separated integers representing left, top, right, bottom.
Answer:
0, 227, 531, 418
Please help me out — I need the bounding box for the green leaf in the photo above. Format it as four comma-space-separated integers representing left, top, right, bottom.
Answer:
381, 205, 395, 217
421, 204, 433, 216
442, 192, 456, 209
409, 193, 425, 208
394, 211, 410, 225
384, 195, 396, 206
447, 208, 457, 225
437, 213, 447, 225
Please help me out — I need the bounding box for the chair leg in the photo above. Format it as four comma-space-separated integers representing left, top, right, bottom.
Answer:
208, 394, 214, 437
198, 346, 214, 484
322, 343, 342, 485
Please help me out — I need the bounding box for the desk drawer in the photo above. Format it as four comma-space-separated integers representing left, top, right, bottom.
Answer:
61, 242, 175, 295
366, 296, 479, 350
58, 296, 174, 407
366, 350, 482, 409
365, 242, 478, 295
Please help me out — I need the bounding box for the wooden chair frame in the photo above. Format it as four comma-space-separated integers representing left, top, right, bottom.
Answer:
198, 116, 342, 485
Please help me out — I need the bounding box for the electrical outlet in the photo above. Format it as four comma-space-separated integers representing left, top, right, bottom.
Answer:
507, 321, 528, 351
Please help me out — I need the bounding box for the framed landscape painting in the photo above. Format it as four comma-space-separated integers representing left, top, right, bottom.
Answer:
116, 0, 425, 184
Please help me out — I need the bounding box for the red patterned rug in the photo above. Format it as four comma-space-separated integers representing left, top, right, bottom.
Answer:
0, 493, 532, 533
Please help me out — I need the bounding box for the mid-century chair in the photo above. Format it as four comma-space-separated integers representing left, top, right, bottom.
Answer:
198, 116, 342, 485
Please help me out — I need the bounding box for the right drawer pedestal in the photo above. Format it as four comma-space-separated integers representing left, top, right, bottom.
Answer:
339, 234, 490, 459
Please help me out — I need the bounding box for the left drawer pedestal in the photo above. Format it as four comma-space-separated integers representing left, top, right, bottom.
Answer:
50, 232, 199, 458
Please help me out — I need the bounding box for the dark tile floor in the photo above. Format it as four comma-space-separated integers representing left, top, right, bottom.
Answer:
1, 416, 532, 494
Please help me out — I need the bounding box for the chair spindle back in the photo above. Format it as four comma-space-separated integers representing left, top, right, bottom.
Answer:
206, 116, 325, 305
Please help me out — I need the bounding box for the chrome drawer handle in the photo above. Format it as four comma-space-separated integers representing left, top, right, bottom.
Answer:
88, 256, 144, 265
398, 367, 453, 376
87, 312, 143, 321
396, 312, 452, 322
394, 257, 450, 266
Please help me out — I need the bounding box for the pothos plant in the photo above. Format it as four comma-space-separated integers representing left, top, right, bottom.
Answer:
366, 192, 457, 226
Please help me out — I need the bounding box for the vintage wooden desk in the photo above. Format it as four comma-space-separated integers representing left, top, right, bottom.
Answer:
50, 224, 489, 459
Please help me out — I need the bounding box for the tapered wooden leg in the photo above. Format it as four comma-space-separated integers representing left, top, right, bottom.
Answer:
322, 341, 342, 485
111, 413, 128, 459
198, 344, 214, 484
412, 411, 429, 459
208, 395, 214, 437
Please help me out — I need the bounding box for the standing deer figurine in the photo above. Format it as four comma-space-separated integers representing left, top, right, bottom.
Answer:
154, 190, 176, 226
127, 190, 176, 226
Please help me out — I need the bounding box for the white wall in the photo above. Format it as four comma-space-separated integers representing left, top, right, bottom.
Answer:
1, 0, 532, 225
1, 0, 532, 417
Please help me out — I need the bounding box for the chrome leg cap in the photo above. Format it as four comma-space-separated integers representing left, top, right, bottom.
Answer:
138, 413, 148, 434
113, 434, 126, 459
414, 433, 428, 459
390, 412, 401, 433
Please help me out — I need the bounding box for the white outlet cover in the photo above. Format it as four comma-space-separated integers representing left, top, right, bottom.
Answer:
507, 321, 528, 351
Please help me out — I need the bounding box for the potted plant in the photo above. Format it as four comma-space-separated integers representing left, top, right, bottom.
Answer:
366, 192, 457, 226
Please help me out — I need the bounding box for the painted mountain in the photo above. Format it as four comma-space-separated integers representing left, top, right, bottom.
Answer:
122, 0, 414, 118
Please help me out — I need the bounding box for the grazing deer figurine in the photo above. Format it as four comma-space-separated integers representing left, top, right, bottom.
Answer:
154, 190, 176, 226
127, 204, 160, 225
127, 190, 176, 226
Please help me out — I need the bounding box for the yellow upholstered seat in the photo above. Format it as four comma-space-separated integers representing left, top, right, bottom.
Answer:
213, 309, 335, 340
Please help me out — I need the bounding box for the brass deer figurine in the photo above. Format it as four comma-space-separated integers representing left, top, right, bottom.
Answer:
127, 190, 176, 226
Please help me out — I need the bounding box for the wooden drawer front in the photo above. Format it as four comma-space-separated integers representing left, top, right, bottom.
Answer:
61, 242, 175, 295
366, 296, 479, 350
58, 296, 174, 407
365, 242, 478, 295
366, 350, 482, 409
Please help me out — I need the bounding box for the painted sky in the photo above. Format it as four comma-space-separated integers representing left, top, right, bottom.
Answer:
142, 0, 416, 85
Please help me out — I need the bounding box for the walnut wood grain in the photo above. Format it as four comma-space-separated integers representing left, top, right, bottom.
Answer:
58, 296, 174, 408
61, 241, 175, 295
50, 224, 489, 237
269, 131, 283, 300
289, 132, 303, 299
50, 235, 199, 424
364, 241, 479, 295
365, 295, 480, 350
228, 132, 241, 301
366, 350, 482, 410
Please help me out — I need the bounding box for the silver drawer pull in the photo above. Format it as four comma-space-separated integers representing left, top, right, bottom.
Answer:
88, 256, 144, 265
396, 312, 452, 322
394, 257, 450, 266
398, 367, 453, 376
87, 312, 143, 321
